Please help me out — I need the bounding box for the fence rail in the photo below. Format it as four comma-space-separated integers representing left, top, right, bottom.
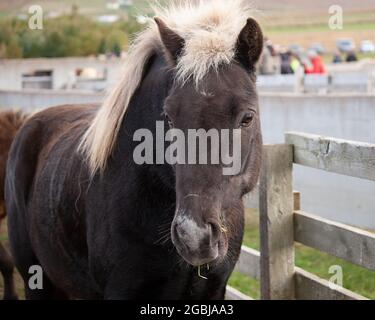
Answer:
231, 246, 368, 300
294, 210, 375, 271
228, 132, 375, 300
294, 267, 367, 300
285, 132, 375, 181
234, 246, 260, 280
225, 286, 253, 300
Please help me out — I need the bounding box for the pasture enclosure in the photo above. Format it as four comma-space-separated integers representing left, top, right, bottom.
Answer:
226, 132, 375, 300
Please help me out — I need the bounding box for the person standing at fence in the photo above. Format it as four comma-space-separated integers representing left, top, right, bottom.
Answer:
290, 52, 302, 73
280, 49, 294, 74
332, 51, 343, 63
346, 50, 358, 62
304, 50, 326, 74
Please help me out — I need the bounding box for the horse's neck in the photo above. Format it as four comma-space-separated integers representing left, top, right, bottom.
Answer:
82, 53, 174, 235
100, 53, 176, 222
112, 53, 175, 190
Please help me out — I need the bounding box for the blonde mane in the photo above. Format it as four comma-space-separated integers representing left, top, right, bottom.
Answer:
79, 0, 256, 175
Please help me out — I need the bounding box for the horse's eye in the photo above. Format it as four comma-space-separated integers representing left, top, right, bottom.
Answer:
240, 112, 255, 128
165, 114, 173, 128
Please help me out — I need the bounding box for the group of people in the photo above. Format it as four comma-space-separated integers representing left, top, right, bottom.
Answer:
280, 50, 326, 75
259, 38, 358, 76
332, 51, 358, 63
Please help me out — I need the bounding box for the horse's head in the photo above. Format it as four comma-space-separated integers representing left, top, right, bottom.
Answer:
155, 18, 263, 266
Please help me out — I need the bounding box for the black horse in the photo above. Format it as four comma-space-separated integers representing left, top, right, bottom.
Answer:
5, 1, 263, 299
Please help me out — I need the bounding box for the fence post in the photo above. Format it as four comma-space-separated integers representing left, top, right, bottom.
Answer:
259, 144, 295, 299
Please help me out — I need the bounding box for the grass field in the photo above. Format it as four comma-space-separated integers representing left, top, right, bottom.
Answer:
1, 209, 374, 300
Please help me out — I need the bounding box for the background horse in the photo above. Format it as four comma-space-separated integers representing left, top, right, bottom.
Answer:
0, 110, 27, 300
5, 0, 263, 299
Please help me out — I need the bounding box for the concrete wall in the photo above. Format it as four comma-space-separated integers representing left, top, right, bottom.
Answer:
0, 89, 103, 111
257, 60, 375, 94
257, 73, 373, 94
0, 57, 122, 91
0, 90, 374, 228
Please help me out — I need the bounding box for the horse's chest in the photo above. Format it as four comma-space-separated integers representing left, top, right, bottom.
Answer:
156, 262, 228, 300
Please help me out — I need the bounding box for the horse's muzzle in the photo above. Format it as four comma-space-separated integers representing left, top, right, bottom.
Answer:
171, 213, 221, 266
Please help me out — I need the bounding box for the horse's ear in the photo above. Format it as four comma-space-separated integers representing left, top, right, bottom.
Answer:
235, 18, 263, 71
154, 17, 185, 65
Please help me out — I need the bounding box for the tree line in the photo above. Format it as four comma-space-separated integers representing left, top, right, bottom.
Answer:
0, 13, 141, 59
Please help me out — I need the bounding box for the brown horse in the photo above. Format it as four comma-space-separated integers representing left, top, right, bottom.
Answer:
6, 0, 263, 299
0, 110, 28, 300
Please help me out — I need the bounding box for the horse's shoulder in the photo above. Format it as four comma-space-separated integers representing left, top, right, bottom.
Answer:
10, 104, 97, 168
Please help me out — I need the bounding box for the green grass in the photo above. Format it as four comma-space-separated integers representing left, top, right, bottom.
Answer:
228, 272, 261, 299
229, 210, 375, 300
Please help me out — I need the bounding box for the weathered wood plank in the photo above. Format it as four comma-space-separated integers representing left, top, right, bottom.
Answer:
225, 286, 253, 300
295, 267, 368, 300
259, 144, 295, 299
285, 132, 375, 181
294, 210, 375, 271
234, 246, 260, 280
243, 185, 300, 213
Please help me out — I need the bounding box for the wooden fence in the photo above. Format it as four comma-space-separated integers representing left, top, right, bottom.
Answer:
226, 132, 375, 300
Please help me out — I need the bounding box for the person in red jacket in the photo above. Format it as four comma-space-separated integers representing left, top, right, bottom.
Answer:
304, 50, 326, 74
